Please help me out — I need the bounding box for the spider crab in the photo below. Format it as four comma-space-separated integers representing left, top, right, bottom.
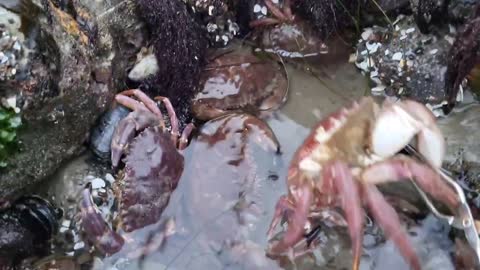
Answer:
80, 89, 193, 254
267, 97, 462, 270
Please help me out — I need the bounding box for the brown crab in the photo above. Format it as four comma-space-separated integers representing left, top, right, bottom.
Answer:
249, 0, 328, 58
266, 97, 462, 270
80, 89, 193, 254
191, 50, 288, 121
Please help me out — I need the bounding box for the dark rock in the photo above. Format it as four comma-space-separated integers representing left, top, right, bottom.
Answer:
410, 0, 449, 33
0, 0, 144, 204
449, 0, 480, 23
444, 3, 480, 113
354, 15, 455, 115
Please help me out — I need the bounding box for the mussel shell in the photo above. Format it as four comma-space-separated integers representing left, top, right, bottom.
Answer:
12, 195, 62, 240
0, 196, 61, 265
90, 104, 130, 161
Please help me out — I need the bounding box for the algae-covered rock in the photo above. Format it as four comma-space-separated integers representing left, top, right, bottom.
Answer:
0, 0, 143, 204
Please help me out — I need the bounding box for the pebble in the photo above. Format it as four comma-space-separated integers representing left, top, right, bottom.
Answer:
261, 6, 268, 16
91, 178, 106, 189
105, 173, 115, 184
391, 52, 403, 61
366, 42, 381, 53
74, 241, 85, 250
128, 54, 159, 82
361, 28, 373, 40
62, 220, 71, 228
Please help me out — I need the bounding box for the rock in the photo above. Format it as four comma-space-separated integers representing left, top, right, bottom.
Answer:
128, 53, 158, 82
353, 15, 456, 115
0, 0, 145, 203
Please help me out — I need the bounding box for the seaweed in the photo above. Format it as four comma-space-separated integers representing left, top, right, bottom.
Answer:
135, 0, 208, 126
292, 0, 361, 41
0, 106, 21, 168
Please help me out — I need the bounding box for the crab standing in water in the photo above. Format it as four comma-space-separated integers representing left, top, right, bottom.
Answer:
80, 89, 193, 254
267, 97, 462, 270
249, 0, 328, 58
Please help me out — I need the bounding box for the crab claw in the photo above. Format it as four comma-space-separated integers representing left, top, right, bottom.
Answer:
80, 185, 124, 254
111, 109, 161, 168
371, 99, 445, 168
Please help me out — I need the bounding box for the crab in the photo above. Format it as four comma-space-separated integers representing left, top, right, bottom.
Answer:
266, 97, 462, 270
249, 0, 329, 58
192, 50, 288, 121
80, 89, 193, 254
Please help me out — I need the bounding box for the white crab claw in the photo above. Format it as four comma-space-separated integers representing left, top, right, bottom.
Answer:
371, 100, 445, 168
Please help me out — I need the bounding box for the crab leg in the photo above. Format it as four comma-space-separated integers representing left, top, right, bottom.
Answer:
178, 123, 195, 150
282, 0, 294, 21
80, 186, 124, 254
362, 184, 421, 270
263, 0, 290, 22
268, 184, 313, 255
361, 156, 460, 212
249, 18, 282, 28
154, 96, 180, 144
117, 89, 164, 119
322, 160, 365, 270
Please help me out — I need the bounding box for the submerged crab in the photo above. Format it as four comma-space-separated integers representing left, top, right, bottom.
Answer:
192, 50, 288, 121
249, 0, 328, 58
267, 97, 462, 270
80, 89, 193, 254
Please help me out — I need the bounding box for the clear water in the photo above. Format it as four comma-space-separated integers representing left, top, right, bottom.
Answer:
32, 53, 480, 269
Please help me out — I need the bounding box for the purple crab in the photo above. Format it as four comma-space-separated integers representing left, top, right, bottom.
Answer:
79, 89, 193, 254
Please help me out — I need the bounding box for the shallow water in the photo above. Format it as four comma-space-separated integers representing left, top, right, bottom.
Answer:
31, 49, 480, 270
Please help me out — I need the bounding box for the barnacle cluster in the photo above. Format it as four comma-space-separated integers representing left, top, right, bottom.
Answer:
353, 15, 458, 115
183, 0, 240, 47
0, 9, 29, 82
